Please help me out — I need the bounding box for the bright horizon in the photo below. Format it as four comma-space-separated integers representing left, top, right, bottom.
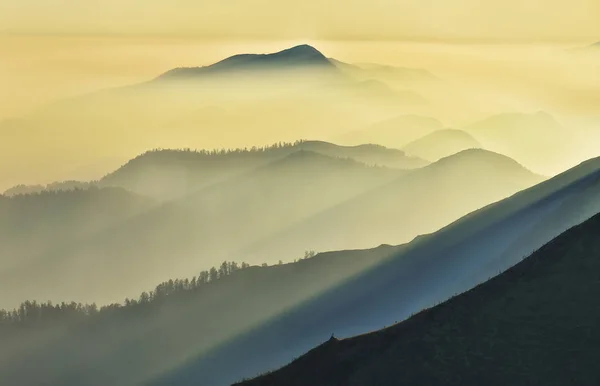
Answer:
2, 0, 599, 41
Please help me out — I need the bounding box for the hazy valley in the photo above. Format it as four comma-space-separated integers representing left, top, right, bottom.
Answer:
1, 24, 600, 386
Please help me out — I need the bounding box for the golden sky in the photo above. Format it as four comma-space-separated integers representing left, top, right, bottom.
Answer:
1, 0, 599, 41
0, 0, 599, 189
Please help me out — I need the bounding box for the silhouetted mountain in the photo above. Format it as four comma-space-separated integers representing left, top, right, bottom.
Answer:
100, 141, 426, 199
334, 114, 445, 148
402, 129, 482, 161
240, 149, 542, 261
157, 45, 335, 80
465, 111, 578, 175
150, 155, 600, 386
237, 211, 600, 386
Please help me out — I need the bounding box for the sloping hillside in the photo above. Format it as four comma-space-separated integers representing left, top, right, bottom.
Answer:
0, 187, 156, 306
0, 245, 400, 386
0, 151, 402, 308
241, 149, 543, 261
2, 156, 599, 386
238, 211, 600, 386
151, 155, 600, 386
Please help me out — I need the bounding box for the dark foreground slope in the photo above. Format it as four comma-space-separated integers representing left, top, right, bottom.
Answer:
1, 157, 598, 386
238, 211, 600, 386
153, 156, 600, 386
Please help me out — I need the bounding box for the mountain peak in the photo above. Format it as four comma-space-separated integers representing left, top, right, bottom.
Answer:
157, 44, 333, 79
428, 148, 534, 174
280, 44, 325, 58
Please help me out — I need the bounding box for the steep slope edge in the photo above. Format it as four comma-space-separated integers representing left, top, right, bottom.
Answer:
238, 211, 600, 386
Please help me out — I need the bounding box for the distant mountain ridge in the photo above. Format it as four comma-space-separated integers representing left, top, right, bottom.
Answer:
157, 45, 335, 79
3, 180, 92, 197
235, 148, 542, 266
99, 141, 426, 199
0, 146, 537, 310
0, 44, 440, 187
334, 114, 446, 148
0, 146, 407, 308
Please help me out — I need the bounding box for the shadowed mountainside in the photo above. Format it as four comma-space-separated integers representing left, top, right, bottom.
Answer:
2, 154, 598, 386
237, 210, 600, 386
150, 154, 600, 386
402, 129, 482, 161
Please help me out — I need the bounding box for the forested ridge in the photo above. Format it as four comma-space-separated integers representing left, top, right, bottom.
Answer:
0, 253, 315, 326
